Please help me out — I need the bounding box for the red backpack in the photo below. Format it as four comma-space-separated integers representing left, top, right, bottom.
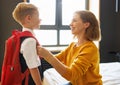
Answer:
1, 30, 37, 85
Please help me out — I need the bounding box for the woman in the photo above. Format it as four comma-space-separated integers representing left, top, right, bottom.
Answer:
37, 10, 102, 85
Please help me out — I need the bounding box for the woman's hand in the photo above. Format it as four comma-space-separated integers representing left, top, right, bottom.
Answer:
37, 46, 53, 60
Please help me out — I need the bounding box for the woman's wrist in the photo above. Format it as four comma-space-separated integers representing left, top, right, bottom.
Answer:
44, 52, 54, 63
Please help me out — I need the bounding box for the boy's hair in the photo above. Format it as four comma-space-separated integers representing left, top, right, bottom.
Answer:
75, 10, 101, 41
12, 2, 38, 25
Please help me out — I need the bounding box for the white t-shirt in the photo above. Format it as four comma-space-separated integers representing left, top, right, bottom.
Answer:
20, 28, 41, 69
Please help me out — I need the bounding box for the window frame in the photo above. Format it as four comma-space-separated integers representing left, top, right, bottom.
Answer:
28, 0, 89, 47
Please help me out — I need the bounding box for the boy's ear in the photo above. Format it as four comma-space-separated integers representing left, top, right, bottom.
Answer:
25, 15, 31, 23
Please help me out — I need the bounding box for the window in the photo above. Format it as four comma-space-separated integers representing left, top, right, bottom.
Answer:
62, 0, 86, 25
29, 0, 99, 48
30, 0, 56, 25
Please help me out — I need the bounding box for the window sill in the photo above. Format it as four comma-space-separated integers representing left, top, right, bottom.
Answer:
44, 46, 67, 53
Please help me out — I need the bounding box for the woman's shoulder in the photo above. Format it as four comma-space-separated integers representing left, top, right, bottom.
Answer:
80, 41, 98, 51
69, 42, 76, 47
82, 41, 96, 47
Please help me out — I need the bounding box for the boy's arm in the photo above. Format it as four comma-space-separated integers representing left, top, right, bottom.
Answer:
29, 68, 42, 85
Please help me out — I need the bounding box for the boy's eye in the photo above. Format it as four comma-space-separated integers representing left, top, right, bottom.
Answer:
72, 19, 78, 22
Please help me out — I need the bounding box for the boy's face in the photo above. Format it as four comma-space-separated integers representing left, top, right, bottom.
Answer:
29, 10, 41, 29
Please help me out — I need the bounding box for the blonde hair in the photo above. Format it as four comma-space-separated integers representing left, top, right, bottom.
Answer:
75, 10, 101, 41
12, 2, 38, 25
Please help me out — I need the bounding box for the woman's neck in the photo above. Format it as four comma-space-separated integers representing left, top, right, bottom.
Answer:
76, 35, 89, 47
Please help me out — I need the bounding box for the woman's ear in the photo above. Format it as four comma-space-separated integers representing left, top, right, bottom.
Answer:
84, 22, 90, 29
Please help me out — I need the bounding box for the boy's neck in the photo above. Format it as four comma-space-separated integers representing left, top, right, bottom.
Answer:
23, 26, 34, 30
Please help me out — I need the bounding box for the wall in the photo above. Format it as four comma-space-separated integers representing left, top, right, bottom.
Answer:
100, 0, 120, 62
116, 2, 120, 53
0, 0, 23, 77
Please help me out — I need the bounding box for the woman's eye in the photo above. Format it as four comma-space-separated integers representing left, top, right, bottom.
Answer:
72, 19, 77, 22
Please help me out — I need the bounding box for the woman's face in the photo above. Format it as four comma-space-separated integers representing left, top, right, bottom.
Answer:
70, 13, 88, 36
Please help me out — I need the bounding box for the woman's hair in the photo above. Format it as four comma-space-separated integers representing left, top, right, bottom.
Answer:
12, 2, 38, 25
75, 10, 101, 41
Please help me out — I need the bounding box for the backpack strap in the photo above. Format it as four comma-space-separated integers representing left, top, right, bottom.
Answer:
21, 31, 40, 46
22, 69, 29, 85
11, 30, 41, 65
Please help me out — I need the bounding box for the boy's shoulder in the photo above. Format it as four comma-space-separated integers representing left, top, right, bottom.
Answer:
12, 30, 33, 37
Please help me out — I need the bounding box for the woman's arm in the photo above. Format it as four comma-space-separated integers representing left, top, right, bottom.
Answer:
37, 47, 70, 77
37, 43, 98, 81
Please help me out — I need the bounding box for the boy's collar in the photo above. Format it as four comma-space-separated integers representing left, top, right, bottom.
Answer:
22, 28, 35, 36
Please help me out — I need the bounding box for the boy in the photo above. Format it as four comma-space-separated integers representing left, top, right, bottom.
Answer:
12, 2, 42, 85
